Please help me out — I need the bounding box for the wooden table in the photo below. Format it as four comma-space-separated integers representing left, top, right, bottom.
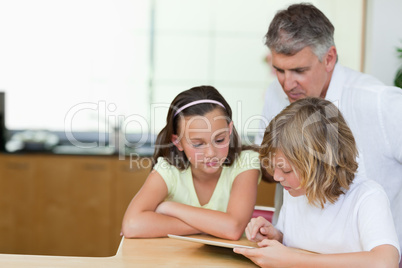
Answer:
0, 235, 258, 267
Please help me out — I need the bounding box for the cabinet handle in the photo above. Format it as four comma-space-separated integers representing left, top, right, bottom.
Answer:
6, 162, 30, 170
120, 162, 152, 173
82, 163, 107, 171
120, 165, 141, 172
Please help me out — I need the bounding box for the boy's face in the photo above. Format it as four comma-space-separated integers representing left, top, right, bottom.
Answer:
271, 150, 305, 197
172, 108, 232, 175
271, 46, 336, 103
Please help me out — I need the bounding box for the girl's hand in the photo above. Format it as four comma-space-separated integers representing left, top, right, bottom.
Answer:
245, 216, 281, 242
155, 201, 173, 215
234, 239, 293, 268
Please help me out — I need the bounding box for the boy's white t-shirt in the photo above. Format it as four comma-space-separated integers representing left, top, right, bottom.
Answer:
276, 175, 400, 256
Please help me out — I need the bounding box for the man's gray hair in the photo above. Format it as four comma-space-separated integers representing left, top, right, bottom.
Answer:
265, 3, 335, 61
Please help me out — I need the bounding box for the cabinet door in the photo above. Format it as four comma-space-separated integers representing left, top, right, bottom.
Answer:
34, 155, 113, 257
256, 181, 276, 207
0, 154, 36, 254
33, 155, 75, 255
111, 157, 151, 249
70, 156, 113, 257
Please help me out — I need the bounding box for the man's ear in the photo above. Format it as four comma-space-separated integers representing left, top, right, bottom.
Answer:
171, 134, 183, 151
324, 46, 337, 72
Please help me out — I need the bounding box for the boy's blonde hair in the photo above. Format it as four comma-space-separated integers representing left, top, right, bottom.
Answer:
260, 97, 358, 208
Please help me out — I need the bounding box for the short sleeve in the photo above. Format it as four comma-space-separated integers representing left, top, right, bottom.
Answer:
153, 157, 180, 195
231, 150, 262, 183
357, 183, 400, 255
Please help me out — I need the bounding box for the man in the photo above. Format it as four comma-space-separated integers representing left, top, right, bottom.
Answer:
255, 3, 402, 260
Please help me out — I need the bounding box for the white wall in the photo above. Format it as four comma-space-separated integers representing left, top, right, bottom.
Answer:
0, 0, 366, 136
364, 0, 402, 86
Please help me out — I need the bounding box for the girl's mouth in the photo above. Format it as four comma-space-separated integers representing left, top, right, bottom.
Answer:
205, 161, 219, 167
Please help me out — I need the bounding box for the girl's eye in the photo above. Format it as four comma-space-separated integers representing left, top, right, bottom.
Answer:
215, 138, 225, 143
283, 170, 292, 174
192, 143, 203, 148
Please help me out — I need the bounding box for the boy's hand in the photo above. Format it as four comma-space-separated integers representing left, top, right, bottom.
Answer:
234, 239, 293, 268
245, 216, 281, 242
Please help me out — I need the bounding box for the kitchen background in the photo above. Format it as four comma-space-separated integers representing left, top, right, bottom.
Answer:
0, 0, 375, 149
0, 0, 401, 258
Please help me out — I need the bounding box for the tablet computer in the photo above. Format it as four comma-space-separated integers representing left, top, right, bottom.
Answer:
168, 234, 256, 249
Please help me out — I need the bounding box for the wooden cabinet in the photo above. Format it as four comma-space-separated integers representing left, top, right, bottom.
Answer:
0, 154, 275, 257
111, 157, 151, 248
0, 154, 115, 257
0, 155, 37, 254
0, 155, 115, 256
33, 156, 113, 257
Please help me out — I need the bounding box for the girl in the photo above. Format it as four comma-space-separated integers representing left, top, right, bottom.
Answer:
234, 98, 400, 267
122, 86, 261, 240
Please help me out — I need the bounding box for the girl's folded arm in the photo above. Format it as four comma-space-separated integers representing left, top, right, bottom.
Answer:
121, 171, 200, 238
156, 169, 259, 240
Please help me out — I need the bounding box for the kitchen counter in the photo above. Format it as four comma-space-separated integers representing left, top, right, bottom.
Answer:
0, 235, 258, 267
3, 130, 156, 157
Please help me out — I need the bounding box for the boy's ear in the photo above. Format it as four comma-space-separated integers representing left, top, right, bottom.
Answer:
171, 134, 183, 151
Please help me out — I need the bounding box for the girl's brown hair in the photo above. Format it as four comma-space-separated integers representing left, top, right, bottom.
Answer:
152, 85, 242, 169
260, 97, 358, 208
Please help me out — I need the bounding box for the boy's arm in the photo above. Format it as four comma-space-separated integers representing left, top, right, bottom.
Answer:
235, 241, 399, 268
294, 245, 399, 268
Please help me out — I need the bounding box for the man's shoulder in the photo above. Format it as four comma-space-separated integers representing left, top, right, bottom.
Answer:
336, 64, 402, 105
338, 64, 385, 90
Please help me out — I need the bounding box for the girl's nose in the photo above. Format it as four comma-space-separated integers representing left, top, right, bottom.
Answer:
204, 144, 216, 158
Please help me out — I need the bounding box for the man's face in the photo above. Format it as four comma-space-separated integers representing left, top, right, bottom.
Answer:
271, 46, 335, 103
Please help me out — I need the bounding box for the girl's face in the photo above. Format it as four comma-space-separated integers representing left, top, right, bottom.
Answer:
272, 150, 305, 197
172, 108, 233, 175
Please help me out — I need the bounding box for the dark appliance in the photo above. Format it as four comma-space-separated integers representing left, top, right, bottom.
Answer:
0, 92, 5, 151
